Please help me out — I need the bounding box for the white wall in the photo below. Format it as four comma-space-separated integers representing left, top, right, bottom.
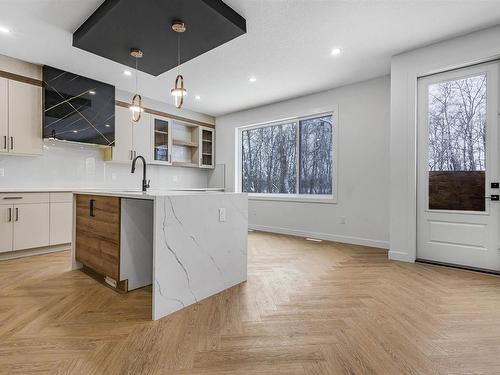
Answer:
0, 54, 213, 191
0, 141, 209, 190
390, 25, 500, 262
216, 76, 390, 248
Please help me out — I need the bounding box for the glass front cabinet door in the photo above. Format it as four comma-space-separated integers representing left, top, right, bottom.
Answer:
199, 126, 214, 168
151, 115, 172, 165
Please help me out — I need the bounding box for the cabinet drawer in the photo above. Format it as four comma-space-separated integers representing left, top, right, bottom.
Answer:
75, 194, 120, 280
75, 195, 120, 242
50, 192, 73, 203
0, 193, 49, 205
76, 232, 119, 280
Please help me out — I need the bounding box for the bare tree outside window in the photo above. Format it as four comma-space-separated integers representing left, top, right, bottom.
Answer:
428, 74, 486, 172
242, 122, 297, 193
299, 116, 333, 194
241, 114, 334, 196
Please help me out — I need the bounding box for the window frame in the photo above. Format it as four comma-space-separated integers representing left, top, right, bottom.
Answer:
237, 109, 338, 204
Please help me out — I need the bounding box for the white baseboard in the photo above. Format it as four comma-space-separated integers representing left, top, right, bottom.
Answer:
249, 224, 389, 249
388, 250, 414, 263
0, 243, 71, 261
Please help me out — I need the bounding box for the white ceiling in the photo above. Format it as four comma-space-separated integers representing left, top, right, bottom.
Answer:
1, 0, 500, 117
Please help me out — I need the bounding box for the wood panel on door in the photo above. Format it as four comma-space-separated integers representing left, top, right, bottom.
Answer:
75, 195, 120, 281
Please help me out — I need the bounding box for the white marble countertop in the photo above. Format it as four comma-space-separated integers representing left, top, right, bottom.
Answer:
72, 189, 241, 200
0, 187, 224, 193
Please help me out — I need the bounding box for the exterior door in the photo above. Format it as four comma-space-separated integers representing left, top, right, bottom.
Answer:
417, 62, 500, 271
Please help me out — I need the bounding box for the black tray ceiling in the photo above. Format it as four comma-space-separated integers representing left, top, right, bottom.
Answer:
73, 0, 246, 76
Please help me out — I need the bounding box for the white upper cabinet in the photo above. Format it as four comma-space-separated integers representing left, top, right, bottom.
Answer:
199, 126, 215, 168
8, 80, 42, 155
0, 77, 42, 156
0, 78, 8, 154
105, 105, 151, 162
151, 115, 172, 165
107, 105, 134, 162
132, 110, 152, 161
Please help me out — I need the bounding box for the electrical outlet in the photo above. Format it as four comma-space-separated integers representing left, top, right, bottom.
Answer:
340, 216, 346, 224
173, 175, 179, 182
219, 208, 226, 222
0, 168, 4, 177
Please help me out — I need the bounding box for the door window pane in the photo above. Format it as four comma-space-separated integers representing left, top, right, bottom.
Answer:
299, 116, 333, 194
427, 73, 487, 211
242, 122, 297, 193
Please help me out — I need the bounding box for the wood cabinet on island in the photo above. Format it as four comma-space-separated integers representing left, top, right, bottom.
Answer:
72, 190, 248, 320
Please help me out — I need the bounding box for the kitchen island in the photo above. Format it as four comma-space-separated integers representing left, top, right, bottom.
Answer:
71, 190, 248, 320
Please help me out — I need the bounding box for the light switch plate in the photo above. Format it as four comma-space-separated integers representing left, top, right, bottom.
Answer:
219, 208, 226, 222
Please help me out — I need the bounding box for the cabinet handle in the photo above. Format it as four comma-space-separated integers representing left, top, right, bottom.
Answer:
89, 199, 96, 217
3, 136, 6, 150
130, 150, 134, 160
3, 196, 22, 200
10, 136, 13, 150
134, 150, 137, 158
15, 207, 19, 222
8, 207, 12, 222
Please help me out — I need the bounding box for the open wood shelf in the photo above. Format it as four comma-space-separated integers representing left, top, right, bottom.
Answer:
173, 139, 198, 147
172, 161, 199, 168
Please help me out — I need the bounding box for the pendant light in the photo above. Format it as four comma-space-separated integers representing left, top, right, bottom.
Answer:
129, 48, 144, 122
171, 20, 187, 109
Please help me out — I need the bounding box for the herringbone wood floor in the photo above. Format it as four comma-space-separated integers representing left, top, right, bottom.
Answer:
1, 231, 500, 374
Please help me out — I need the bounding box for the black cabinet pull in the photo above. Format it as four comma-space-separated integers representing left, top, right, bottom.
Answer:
89, 199, 96, 217
15, 207, 19, 222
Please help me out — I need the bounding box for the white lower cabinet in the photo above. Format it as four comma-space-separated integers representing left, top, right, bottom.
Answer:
0, 192, 73, 256
50, 202, 72, 245
13, 203, 50, 251
0, 205, 13, 253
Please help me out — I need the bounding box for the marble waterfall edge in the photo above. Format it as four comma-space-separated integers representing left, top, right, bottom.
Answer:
153, 193, 248, 320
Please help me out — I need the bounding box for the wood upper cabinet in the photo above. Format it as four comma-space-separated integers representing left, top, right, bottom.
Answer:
0, 78, 8, 154
8, 80, 42, 155
75, 194, 121, 281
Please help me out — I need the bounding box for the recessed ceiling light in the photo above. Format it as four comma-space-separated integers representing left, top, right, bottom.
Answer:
0, 26, 10, 34
195, 95, 201, 100
73, 130, 78, 133
88, 90, 96, 95
123, 70, 132, 76
105, 124, 110, 127
249, 76, 256, 83
331, 47, 342, 56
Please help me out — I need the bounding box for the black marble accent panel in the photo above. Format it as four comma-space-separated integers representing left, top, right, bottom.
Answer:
43, 66, 115, 146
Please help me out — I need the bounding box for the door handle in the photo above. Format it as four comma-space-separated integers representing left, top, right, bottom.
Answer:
15, 207, 19, 221
485, 195, 500, 201
89, 199, 96, 217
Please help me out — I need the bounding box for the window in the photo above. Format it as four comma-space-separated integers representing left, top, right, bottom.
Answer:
240, 113, 335, 201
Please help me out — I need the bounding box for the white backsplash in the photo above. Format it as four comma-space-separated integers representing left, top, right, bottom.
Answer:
0, 141, 209, 190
